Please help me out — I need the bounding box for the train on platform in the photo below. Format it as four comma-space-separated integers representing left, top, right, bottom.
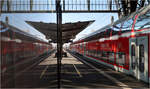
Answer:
0, 21, 54, 87
69, 5, 150, 83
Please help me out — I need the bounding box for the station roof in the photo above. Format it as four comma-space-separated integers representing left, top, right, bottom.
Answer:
26, 20, 94, 43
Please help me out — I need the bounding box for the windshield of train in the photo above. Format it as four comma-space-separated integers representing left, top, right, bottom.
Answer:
134, 10, 150, 30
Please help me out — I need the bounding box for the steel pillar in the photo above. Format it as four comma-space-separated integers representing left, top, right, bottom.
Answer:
87, 0, 90, 11
30, 0, 33, 11
7, 0, 11, 11
56, 0, 62, 88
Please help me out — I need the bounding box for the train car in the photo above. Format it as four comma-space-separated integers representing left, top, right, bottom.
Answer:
0, 21, 55, 87
69, 5, 150, 83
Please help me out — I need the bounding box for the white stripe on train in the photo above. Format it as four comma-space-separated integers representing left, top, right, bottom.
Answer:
98, 29, 150, 42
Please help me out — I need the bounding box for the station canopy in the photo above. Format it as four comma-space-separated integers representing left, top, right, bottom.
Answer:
26, 20, 94, 43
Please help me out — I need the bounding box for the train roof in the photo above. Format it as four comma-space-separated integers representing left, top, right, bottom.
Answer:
1, 21, 48, 43
79, 24, 112, 41
74, 4, 150, 43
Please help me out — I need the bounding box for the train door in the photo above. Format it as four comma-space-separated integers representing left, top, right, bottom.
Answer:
130, 38, 137, 77
130, 36, 148, 82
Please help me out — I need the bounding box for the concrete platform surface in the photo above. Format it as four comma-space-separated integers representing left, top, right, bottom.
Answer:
2, 51, 149, 88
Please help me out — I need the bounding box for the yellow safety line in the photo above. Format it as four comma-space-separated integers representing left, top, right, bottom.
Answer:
73, 64, 82, 77
40, 66, 49, 79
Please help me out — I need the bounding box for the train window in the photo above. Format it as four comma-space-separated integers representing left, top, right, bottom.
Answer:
89, 50, 91, 56
95, 51, 97, 58
5, 54, 13, 66
121, 53, 126, 66
93, 50, 95, 57
87, 50, 89, 55
101, 51, 108, 61
97, 51, 101, 58
102, 51, 106, 57
92, 50, 95, 57
94, 50, 97, 57
91, 50, 93, 56
131, 45, 135, 56
85, 50, 88, 55
113, 23, 122, 31
90, 50, 92, 56
116, 52, 126, 66
1, 55, 5, 68
88, 50, 90, 56
94, 50, 96, 57
90, 51, 92, 57
84, 44, 86, 52
96, 51, 100, 58
139, 44, 145, 72
131, 45, 136, 69
134, 10, 150, 30
108, 52, 114, 63
122, 19, 134, 31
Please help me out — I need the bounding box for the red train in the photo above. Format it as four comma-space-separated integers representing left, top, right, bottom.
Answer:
0, 21, 54, 87
69, 5, 150, 83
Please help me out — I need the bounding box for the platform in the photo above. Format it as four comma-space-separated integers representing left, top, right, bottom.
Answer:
4, 51, 149, 88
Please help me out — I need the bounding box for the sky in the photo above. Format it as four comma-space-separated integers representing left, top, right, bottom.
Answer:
1, 13, 118, 42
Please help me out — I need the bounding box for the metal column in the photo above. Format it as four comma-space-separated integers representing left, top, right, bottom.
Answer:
56, 0, 62, 88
